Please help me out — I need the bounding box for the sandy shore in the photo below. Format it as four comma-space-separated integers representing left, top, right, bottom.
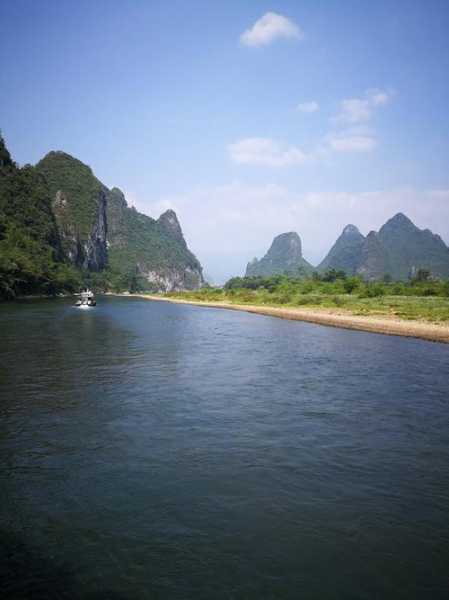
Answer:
112, 293, 449, 344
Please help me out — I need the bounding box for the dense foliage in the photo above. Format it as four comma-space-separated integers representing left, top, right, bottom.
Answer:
36, 151, 102, 239
0, 135, 81, 299
0, 134, 203, 298
224, 271, 449, 298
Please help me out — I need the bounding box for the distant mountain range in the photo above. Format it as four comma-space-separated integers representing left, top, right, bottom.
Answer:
246, 214, 449, 280
0, 134, 203, 298
2, 131, 449, 299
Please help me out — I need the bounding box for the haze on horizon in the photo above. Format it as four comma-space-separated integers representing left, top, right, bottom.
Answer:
1, 0, 449, 283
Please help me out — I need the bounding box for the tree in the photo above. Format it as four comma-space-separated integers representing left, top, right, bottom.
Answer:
0, 132, 14, 169
322, 268, 346, 282
343, 277, 360, 294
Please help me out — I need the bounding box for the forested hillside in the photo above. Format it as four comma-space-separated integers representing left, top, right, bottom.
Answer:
0, 134, 203, 299
0, 135, 80, 298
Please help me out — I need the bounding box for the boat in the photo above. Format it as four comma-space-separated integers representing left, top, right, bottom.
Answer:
75, 289, 96, 308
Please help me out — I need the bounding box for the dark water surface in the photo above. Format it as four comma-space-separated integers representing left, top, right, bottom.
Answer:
1, 297, 448, 599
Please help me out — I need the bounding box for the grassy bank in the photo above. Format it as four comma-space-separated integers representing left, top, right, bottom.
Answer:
164, 275, 449, 324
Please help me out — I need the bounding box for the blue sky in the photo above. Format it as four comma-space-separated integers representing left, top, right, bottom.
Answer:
1, 0, 449, 281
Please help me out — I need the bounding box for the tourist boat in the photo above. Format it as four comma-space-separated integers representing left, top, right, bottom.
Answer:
75, 289, 96, 308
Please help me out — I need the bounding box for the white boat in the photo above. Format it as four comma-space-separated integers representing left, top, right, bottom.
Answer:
75, 289, 96, 308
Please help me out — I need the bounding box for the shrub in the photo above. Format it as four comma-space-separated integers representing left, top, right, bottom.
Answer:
322, 268, 347, 282
391, 283, 406, 295
332, 295, 346, 307
422, 287, 437, 296
360, 283, 386, 298
343, 277, 360, 294
300, 281, 314, 294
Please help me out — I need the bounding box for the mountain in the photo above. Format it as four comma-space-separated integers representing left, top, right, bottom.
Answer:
106, 189, 203, 291
36, 151, 107, 271
318, 224, 365, 274
245, 213, 449, 282
0, 135, 203, 297
0, 135, 78, 298
36, 151, 203, 291
356, 231, 390, 280
376, 213, 449, 280
246, 232, 313, 277
318, 213, 449, 281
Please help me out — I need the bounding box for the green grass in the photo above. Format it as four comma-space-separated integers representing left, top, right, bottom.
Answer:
161, 286, 449, 324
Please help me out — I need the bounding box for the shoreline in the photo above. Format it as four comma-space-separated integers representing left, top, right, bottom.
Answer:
113, 293, 449, 344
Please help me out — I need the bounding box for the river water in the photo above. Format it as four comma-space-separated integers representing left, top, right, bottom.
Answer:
1, 296, 448, 599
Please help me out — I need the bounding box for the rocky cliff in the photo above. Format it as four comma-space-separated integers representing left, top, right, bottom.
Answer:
36, 152, 108, 271
246, 232, 313, 277
35, 151, 203, 291
106, 188, 203, 291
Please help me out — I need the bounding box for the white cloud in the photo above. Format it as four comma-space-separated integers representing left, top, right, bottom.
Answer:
339, 98, 373, 124
335, 88, 392, 124
297, 101, 319, 113
227, 88, 392, 165
229, 137, 308, 167
129, 184, 449, 284
327, 89, 393, 152
327, 130, 377, 153
370, 89, 390, 106
240, 12, 303, 47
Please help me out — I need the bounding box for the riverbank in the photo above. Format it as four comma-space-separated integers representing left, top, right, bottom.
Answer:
114, 293, 449, 344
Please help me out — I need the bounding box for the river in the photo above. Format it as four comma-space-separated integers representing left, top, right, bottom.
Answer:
1, 296, 448, 599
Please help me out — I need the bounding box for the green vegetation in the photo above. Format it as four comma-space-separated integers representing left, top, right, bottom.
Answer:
0, 134, 82, 299
107, 189, 203, 290
2, 131, 448, 302
108, 208, 200, 274
0, 134, 203, 299
164, 271, 449, 323
36, 151, 102, 239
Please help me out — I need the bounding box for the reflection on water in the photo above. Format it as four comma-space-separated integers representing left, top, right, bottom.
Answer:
1, 297, 449, 599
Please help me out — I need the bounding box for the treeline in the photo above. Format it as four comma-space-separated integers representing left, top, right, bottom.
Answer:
165, 270, 449, 322
85, 267, 159, 294
223, 270, 449, 300
164, 269, 449, 323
